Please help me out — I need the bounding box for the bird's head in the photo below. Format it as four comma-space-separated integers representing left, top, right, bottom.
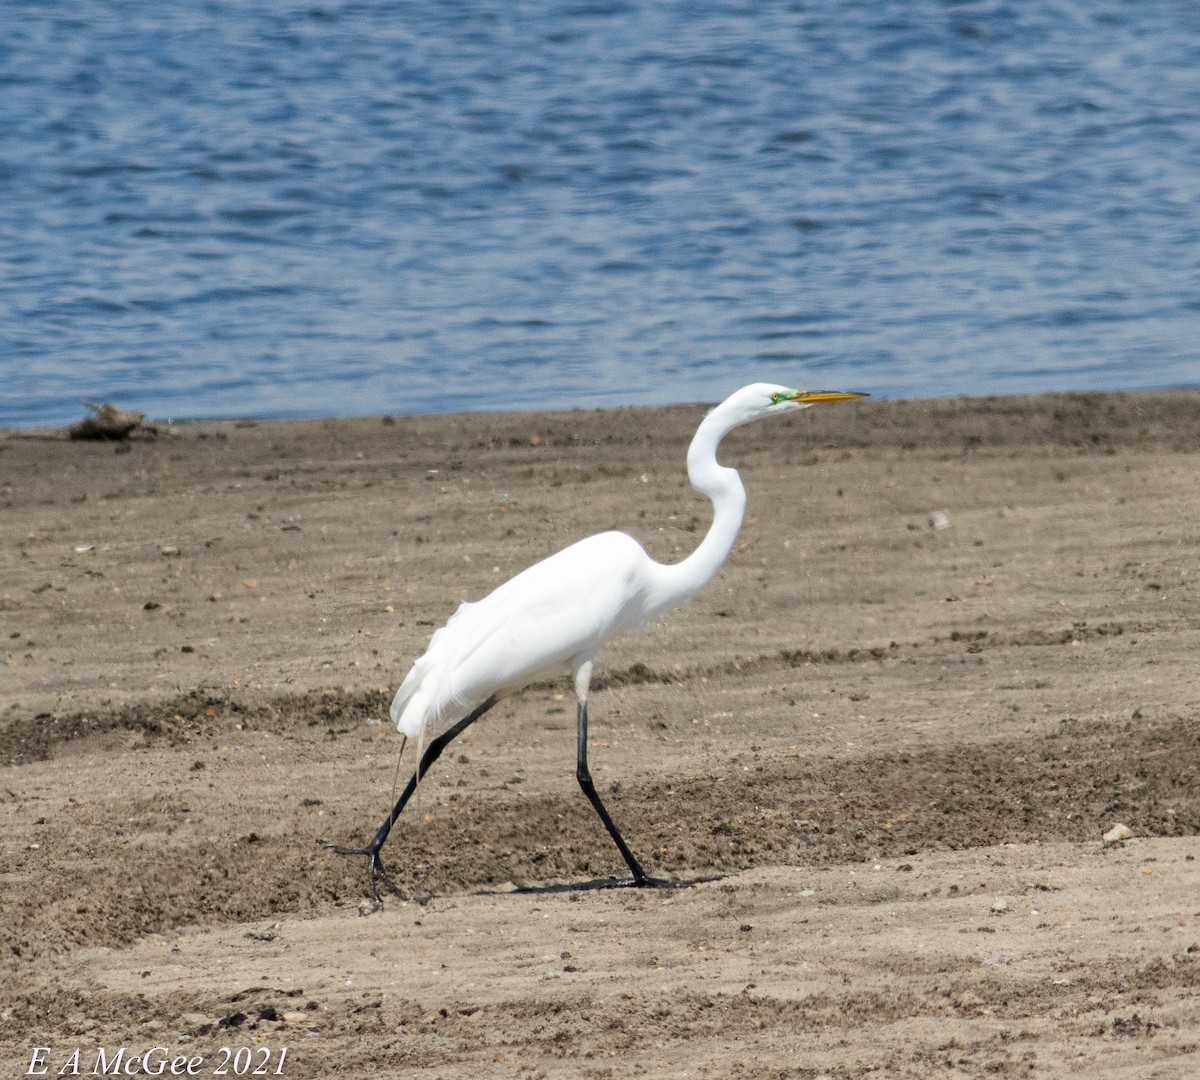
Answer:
717, 382, 869, 428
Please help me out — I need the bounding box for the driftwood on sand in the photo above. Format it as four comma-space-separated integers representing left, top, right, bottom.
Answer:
68, 401, 156, 441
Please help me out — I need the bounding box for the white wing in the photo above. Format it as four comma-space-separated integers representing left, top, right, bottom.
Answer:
390, 531, 656, 738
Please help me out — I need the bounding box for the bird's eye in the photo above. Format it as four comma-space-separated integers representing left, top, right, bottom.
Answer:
770, 392, 787, 405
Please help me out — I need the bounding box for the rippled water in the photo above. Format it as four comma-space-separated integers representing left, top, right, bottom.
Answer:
3, 0, 1199, 427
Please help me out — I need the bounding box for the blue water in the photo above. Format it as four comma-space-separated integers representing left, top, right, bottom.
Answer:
3, 0, 1199, 428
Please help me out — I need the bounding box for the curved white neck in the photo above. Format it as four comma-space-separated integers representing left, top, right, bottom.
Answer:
645, 407, 747, 616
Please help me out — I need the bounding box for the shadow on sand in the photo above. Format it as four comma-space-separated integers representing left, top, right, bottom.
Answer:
476, 872, 725, 897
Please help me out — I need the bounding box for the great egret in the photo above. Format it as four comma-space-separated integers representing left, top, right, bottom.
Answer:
335, 383, 867, 896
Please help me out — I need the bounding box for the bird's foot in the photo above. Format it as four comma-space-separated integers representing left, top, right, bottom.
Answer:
589, 873, 675, 890
329, 842, 396, 903
631, 873, 675, 889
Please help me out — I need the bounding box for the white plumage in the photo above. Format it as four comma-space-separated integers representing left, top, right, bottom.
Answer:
390, 530, 655, 738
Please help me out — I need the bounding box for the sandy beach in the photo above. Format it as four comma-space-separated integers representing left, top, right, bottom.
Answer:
2, 389, 1199, 1078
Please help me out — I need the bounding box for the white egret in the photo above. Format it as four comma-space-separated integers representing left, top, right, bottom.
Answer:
335, 383, 867, 896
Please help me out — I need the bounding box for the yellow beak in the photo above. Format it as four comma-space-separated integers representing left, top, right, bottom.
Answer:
794, 391, 870, 404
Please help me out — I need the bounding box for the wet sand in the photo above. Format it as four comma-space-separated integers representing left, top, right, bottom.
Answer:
2, 390, 1199, 1078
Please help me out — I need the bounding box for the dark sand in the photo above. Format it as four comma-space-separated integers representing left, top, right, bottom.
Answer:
2, 390, 1199, 1078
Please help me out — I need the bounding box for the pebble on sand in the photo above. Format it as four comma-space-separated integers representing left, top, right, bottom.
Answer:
1103, 822, 1134, 845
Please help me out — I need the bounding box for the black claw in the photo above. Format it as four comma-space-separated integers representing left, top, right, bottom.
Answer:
330, 842, 395, 902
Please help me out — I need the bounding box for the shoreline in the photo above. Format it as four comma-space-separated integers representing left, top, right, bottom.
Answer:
6, 383, 1200, 440
5, 380, 1200, 437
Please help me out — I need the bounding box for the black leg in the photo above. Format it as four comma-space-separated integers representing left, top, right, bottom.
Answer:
575, 701, 665, 887
333, 695, 497, 900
